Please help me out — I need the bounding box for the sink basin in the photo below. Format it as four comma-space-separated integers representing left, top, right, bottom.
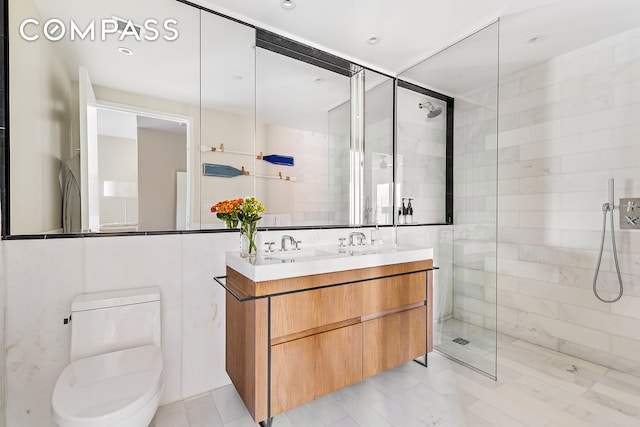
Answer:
226, 243, 433, 282
265, 248, 333, 262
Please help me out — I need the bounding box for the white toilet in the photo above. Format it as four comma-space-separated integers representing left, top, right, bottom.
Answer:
51, 287, 164, 427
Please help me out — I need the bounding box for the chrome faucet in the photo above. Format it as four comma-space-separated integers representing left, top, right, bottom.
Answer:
281, 235, 297, 251
348, 231, 366, 246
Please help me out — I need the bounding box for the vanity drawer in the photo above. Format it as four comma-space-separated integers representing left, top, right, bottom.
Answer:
362, 271, 426, 316
362, 306, 426, 378
270, 284, 363, 340
270, 323, 362, 416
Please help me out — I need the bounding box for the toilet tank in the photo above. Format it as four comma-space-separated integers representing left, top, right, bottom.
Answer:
70, 287, 161, 362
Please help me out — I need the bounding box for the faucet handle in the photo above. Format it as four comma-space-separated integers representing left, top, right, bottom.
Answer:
338, 237, 346, 247
264, 242, 275, 252
295, 240, 302, 250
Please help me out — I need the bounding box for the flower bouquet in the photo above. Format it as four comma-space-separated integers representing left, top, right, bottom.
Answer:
211, 197, 266, 256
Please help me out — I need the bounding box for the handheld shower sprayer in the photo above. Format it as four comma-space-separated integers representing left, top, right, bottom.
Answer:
608, 178, 614, 210
593, 178, 624, 303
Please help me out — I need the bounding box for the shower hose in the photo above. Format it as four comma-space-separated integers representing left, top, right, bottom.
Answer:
592, 203, 624, 303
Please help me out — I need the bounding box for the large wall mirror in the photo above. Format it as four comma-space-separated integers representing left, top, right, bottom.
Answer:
254, 35, 353, 227
8, 0, 202, 235
5, 0, 398, 237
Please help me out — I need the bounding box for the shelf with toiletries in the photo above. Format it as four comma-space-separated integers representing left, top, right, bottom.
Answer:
397, 197, 415, 225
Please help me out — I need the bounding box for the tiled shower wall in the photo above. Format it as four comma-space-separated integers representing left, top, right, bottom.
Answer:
451, 92, 498, 331
497, 26, 640, 375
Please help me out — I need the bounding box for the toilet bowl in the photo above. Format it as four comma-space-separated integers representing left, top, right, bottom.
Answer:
52, 345, 163, 427
51, 287, 164, 427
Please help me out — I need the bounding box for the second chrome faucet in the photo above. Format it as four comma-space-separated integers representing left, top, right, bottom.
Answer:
281, 235, 301, 251
348, 231, 366, 246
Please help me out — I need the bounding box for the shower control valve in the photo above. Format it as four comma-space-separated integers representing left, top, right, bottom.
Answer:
620, 198, 640, 230
626, 201, 637, 212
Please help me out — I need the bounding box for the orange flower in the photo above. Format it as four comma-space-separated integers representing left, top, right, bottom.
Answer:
211, 198, 243, 214
211, 198, 244, 229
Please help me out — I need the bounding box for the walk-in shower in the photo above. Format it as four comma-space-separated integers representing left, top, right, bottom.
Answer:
592, 178, 624, 303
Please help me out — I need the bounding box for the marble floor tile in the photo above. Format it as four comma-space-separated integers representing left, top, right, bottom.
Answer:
184, 393, 223, 427
153, 329, 640, 427
150, 401, 190, 427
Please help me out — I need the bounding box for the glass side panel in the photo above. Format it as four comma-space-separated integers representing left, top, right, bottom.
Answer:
399, 21, 499, 378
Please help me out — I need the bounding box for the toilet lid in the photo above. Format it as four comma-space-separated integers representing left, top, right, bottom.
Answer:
52, 345, 164, 427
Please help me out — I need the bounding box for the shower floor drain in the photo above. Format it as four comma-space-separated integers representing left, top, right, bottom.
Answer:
452, 337, 470, 346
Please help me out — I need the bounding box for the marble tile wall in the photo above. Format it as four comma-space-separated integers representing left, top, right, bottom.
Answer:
496, 26, 640, 376
2, 232, 237, 426
1, 225, 445, 427
396, 89, 448, 224
451, 90, 499, 332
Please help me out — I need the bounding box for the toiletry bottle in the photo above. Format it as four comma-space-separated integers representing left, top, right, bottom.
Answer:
398, 208, 404, 224
406, 199, 413, 224
371, 224, 382, 244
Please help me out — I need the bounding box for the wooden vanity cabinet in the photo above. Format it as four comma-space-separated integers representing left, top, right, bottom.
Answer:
225, 259, 433, 423
271, 323, 363, 415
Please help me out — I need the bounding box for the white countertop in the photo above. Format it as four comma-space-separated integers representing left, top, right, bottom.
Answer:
226, 244, 434, 282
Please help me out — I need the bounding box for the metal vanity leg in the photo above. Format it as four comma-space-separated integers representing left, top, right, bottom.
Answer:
264, 297, 273, 426
414, 270, 430, 368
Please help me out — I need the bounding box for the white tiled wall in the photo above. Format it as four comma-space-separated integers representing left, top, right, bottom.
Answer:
451, 89, 499, 332
496, 26, 640, 376
2, 232, 237, 426
1, 225, 444, 427
396, 88, 448, 224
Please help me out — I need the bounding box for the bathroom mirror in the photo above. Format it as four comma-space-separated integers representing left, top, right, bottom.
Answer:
198, 10, 256, 230
8, 0, 202, 234
362, 69, 395, 226
6, 0, 393, 236
254, 44, 353, 227
395, 81, 453, 225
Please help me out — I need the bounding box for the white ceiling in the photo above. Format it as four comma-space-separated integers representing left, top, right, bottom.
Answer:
196, 0, 640, 76
28, 0, 640, 126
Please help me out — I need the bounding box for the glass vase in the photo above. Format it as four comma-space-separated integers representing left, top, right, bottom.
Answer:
240, 222, 258, 257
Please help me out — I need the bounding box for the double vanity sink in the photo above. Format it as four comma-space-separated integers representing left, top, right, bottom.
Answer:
220, 239, 435, 425
226, 242, 434, 282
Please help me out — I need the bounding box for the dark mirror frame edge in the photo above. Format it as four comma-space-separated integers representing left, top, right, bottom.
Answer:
0, 0, 453, 240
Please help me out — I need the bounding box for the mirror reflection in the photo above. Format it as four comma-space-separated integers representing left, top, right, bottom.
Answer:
8, 0, 396, 236
9, 0, 201, 234
255, 46, 352, 227
395, 83, 450, 225
198, 11, 255, 230
362, 70, 394, 226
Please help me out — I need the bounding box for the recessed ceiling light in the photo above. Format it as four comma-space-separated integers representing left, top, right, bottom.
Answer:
314, 77, 325, 84
281, 0, 296, 10
367, 36, 380, 45
526, 35, 544, 44
118, 47, 133, 56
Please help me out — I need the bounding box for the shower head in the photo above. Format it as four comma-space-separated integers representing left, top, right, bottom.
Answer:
418, 101, 443, 118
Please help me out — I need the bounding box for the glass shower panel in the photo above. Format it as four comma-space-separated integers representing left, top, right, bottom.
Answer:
400, 22, 499, 377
